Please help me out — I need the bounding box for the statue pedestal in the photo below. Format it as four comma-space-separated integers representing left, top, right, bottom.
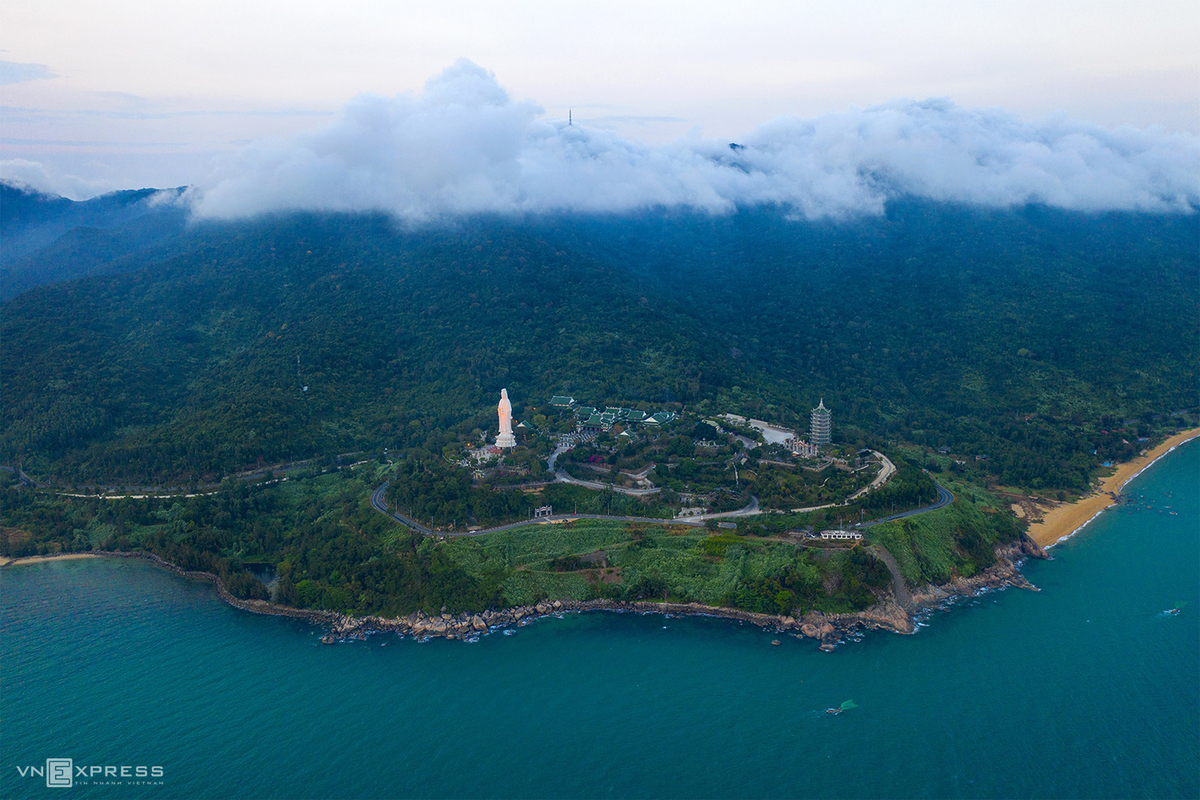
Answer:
495, 432, 516, 449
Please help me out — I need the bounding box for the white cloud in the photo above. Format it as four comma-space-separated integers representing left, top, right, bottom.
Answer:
193, 60, 1200, 221
0, 158, 114, 199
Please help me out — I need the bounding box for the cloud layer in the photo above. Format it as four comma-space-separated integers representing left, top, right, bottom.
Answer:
0, 158, 115, 200
194, 60, 1199, 221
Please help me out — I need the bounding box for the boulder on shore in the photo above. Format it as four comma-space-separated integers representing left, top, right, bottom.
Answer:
799, 611, 835, 640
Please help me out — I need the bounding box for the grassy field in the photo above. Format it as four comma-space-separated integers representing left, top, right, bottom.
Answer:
445, 518, 867, 611
446, 519, 635, 572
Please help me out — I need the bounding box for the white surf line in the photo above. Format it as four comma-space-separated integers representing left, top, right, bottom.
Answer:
1117, 436, 1199, 493
1045, 434, 1199, 549
1043, 506, 1108, 550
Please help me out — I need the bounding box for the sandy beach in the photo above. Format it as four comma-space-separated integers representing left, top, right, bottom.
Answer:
0, 553, 103, 567
1027, 428, 1200, 548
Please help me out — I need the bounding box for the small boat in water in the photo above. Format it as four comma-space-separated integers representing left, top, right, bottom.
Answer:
826, 700, 858, 715
771, 640, 782, 646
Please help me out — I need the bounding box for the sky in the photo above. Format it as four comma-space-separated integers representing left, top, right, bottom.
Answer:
1, 0, 1197, 214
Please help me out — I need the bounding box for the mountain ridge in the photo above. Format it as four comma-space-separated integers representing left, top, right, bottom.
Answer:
2, 200, 1196, 492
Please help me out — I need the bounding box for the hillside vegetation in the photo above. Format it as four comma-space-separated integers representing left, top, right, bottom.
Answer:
1, 197, 1195, 616
3, 202, 1195, 491
0, 465, 914, 617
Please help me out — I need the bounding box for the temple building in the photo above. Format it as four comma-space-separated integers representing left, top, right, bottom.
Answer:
810, 399, 832, 449
790, 438, 819, 459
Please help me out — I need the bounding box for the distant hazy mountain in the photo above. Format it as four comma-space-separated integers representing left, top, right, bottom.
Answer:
1, 182, 189, 301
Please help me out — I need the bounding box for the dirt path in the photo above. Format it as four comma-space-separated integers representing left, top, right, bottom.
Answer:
868, 544, 914, 613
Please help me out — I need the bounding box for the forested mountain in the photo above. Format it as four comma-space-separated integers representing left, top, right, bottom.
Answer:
2, 196, 1196, 492
534, 204, 1199, 487
0, 182, 189, 300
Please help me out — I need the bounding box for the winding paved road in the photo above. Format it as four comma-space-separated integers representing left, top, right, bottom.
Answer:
870, 485, 955, 524
371, 438, 946, 538
370, 481, 691, 538
369, 478, 953, 539
0, 465, 36, 488
848, 450, 896, 501
546, 444, 662, 496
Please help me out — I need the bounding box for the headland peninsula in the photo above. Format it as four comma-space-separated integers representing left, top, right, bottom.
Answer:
2, 198, 1196, 649
13, 417, 1197, 649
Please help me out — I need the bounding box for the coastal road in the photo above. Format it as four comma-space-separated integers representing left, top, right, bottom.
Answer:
847, 450, 896, 502
679, 495, 761, 522
0, 465, 37, 488
371, 481, 696, 538
370, 483, 437, 534
787, 450, 897, 513
866, 485, 955, 525
369, 462, 950, 537
10, 457, 344, 501
547, 443, 662, 496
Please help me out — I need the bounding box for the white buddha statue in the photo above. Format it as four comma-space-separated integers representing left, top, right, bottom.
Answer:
495, 388, 517, 448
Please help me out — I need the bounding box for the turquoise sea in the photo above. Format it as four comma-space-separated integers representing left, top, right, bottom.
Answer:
2, 441, 1197, 799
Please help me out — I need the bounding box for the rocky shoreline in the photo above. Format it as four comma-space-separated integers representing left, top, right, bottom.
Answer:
315, 534, 1051, 650
6, 535, 1049, 650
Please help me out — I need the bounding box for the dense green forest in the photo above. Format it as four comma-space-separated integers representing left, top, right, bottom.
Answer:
540, 205, 1199, 488
3, 213, 738, 482
1, 195, 1195, 617
3, 201, 1195, 491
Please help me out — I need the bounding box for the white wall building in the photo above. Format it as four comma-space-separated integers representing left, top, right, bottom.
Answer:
819, 529, 862, 541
